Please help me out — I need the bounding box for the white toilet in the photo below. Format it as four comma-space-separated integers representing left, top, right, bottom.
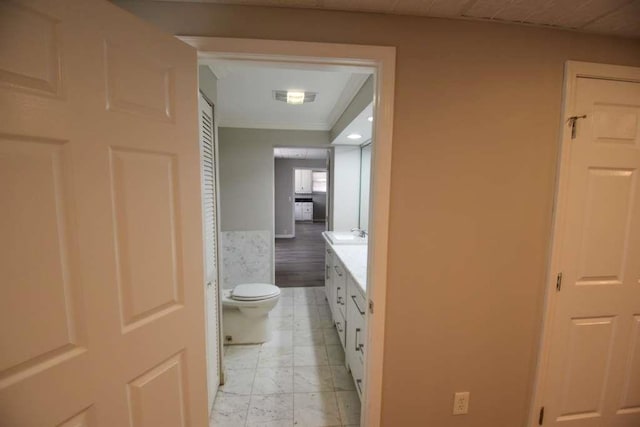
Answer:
222, 283, 281, 344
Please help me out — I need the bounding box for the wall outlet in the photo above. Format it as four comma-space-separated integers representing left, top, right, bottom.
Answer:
453, 392, 470, 415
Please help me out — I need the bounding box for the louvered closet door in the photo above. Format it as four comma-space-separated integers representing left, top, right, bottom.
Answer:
199, 92, 221, 413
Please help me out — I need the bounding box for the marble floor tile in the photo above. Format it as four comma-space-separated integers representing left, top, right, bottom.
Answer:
246, 393, 294, 424
325, 345, 345, 366
271, 315, 294, 331
329, 365, 356, 391
252, 367, 294, 395
246, 420, 293, 427
294, 316, 322, 331
294, 328, 325, 346
294, 345, 329, 367
293, 366, 334, 393
224, 345, 261, 369
322, 328, 340, 346
271, 304, 294, 317
294, 304, 319, 318
293, 392, 342, 427
262, 330, 293, 348
258, 346, 293, 368
219, 368, 255, 395
209, 392, 250, 427
280, 288, 295, 298
316, 313, 335, 329
336, 391, 361, 425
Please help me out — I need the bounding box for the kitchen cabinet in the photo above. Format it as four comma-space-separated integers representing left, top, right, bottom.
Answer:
294, 169, 313, 194
295, 201, 313, 221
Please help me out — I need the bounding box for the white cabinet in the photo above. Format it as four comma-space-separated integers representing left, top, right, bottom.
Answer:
346, 277, 366, 399
295, 201, 313, 221
295, 169, 313, 194
325, 242, 366, 401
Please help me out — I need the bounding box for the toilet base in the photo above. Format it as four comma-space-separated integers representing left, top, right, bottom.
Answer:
222, 307, 272, 344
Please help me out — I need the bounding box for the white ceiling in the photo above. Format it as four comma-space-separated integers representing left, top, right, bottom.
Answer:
207, 61, 370, 130
333, 103, 374, 145
274, 147, 328, 159
169, 0, 640, 38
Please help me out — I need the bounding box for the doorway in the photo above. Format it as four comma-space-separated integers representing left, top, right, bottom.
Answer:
275, 149, 329, 288
186, 37, 396, 427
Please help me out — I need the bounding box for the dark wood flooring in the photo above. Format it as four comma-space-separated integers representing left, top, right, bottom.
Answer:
275, 222, 326, 288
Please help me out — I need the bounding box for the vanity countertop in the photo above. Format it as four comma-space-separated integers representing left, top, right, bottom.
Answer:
322, 232, 368, 294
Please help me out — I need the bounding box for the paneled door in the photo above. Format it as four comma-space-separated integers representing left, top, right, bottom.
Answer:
0, 1, 208, 426
199, 92, 221, 413
539, 68, 640, 426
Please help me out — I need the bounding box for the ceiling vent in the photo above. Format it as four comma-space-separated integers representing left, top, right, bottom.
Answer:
273, 90, 317, 105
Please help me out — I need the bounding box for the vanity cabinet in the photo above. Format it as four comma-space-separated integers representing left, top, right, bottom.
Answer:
346, 276, 366, 399
324, 242, 366, 399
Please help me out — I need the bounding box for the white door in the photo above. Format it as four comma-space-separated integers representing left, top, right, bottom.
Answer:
0, 1, 208, 426
539, 72, 640, 426
199, 93, 221, 413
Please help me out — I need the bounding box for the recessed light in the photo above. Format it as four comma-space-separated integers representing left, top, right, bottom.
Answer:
347, 133, 362, 140
368, 116, 373, 122
286, 91, 305, 105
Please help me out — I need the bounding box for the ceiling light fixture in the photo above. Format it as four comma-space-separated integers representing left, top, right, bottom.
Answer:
273, 90, 317, 105
368, 116, 373, 122
347, 133, 362, 140
286, 91, 305, 105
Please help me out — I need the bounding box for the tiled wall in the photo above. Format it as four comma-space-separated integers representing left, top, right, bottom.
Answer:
220, 230, 271, 289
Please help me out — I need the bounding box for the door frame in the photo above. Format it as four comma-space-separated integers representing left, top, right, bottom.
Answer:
529, 60, 640, 426
180, 36, 395, 427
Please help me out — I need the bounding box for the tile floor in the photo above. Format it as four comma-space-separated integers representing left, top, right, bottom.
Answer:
210, 287, 361, 427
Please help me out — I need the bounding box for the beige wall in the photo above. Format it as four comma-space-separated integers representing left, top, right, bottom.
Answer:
114, 2, 640, 425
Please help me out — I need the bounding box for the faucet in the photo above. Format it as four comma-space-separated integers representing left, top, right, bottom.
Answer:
350, 228, 368, 238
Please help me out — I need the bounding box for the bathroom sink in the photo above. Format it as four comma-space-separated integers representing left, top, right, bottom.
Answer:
324, 231, 367, 245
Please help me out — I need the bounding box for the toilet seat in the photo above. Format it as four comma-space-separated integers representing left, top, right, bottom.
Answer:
230, 283, 280, 301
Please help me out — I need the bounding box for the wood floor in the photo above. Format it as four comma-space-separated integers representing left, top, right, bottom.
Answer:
275, 222, 326, 288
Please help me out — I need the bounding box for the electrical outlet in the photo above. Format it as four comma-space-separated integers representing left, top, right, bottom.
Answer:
453, 392, 470, 415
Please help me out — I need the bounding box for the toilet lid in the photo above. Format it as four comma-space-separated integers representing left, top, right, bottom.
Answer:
231, 283, 280, 301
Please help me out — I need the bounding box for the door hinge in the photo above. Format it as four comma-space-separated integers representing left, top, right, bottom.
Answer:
556, 273, 563, 292
538, 406, 545, 425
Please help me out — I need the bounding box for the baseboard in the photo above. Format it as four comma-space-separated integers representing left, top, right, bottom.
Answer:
275, 234, 295, 238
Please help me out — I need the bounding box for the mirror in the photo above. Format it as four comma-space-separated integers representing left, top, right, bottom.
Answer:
359, 143, 372, 231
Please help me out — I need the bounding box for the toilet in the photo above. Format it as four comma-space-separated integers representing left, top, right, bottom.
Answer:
222, 283, 281, 344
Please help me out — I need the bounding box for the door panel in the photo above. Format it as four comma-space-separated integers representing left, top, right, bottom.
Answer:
0, 1, 207, 425
542, 76, 640, 426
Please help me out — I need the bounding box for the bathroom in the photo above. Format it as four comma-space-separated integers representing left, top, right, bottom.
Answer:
200, 58, 375, 426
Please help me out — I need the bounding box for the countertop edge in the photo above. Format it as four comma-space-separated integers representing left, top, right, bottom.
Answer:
322, 232, 367, 296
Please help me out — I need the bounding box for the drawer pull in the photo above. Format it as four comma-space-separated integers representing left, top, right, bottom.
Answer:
333, 265, 343, 277
337, 296, 344, 305
351, 295, 365, 315
356, 379, 363, 394
355, 328, 361, 352
336, 321, 344, 333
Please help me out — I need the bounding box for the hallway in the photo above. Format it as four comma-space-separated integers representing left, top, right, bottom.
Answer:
275, 222, 326, 288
